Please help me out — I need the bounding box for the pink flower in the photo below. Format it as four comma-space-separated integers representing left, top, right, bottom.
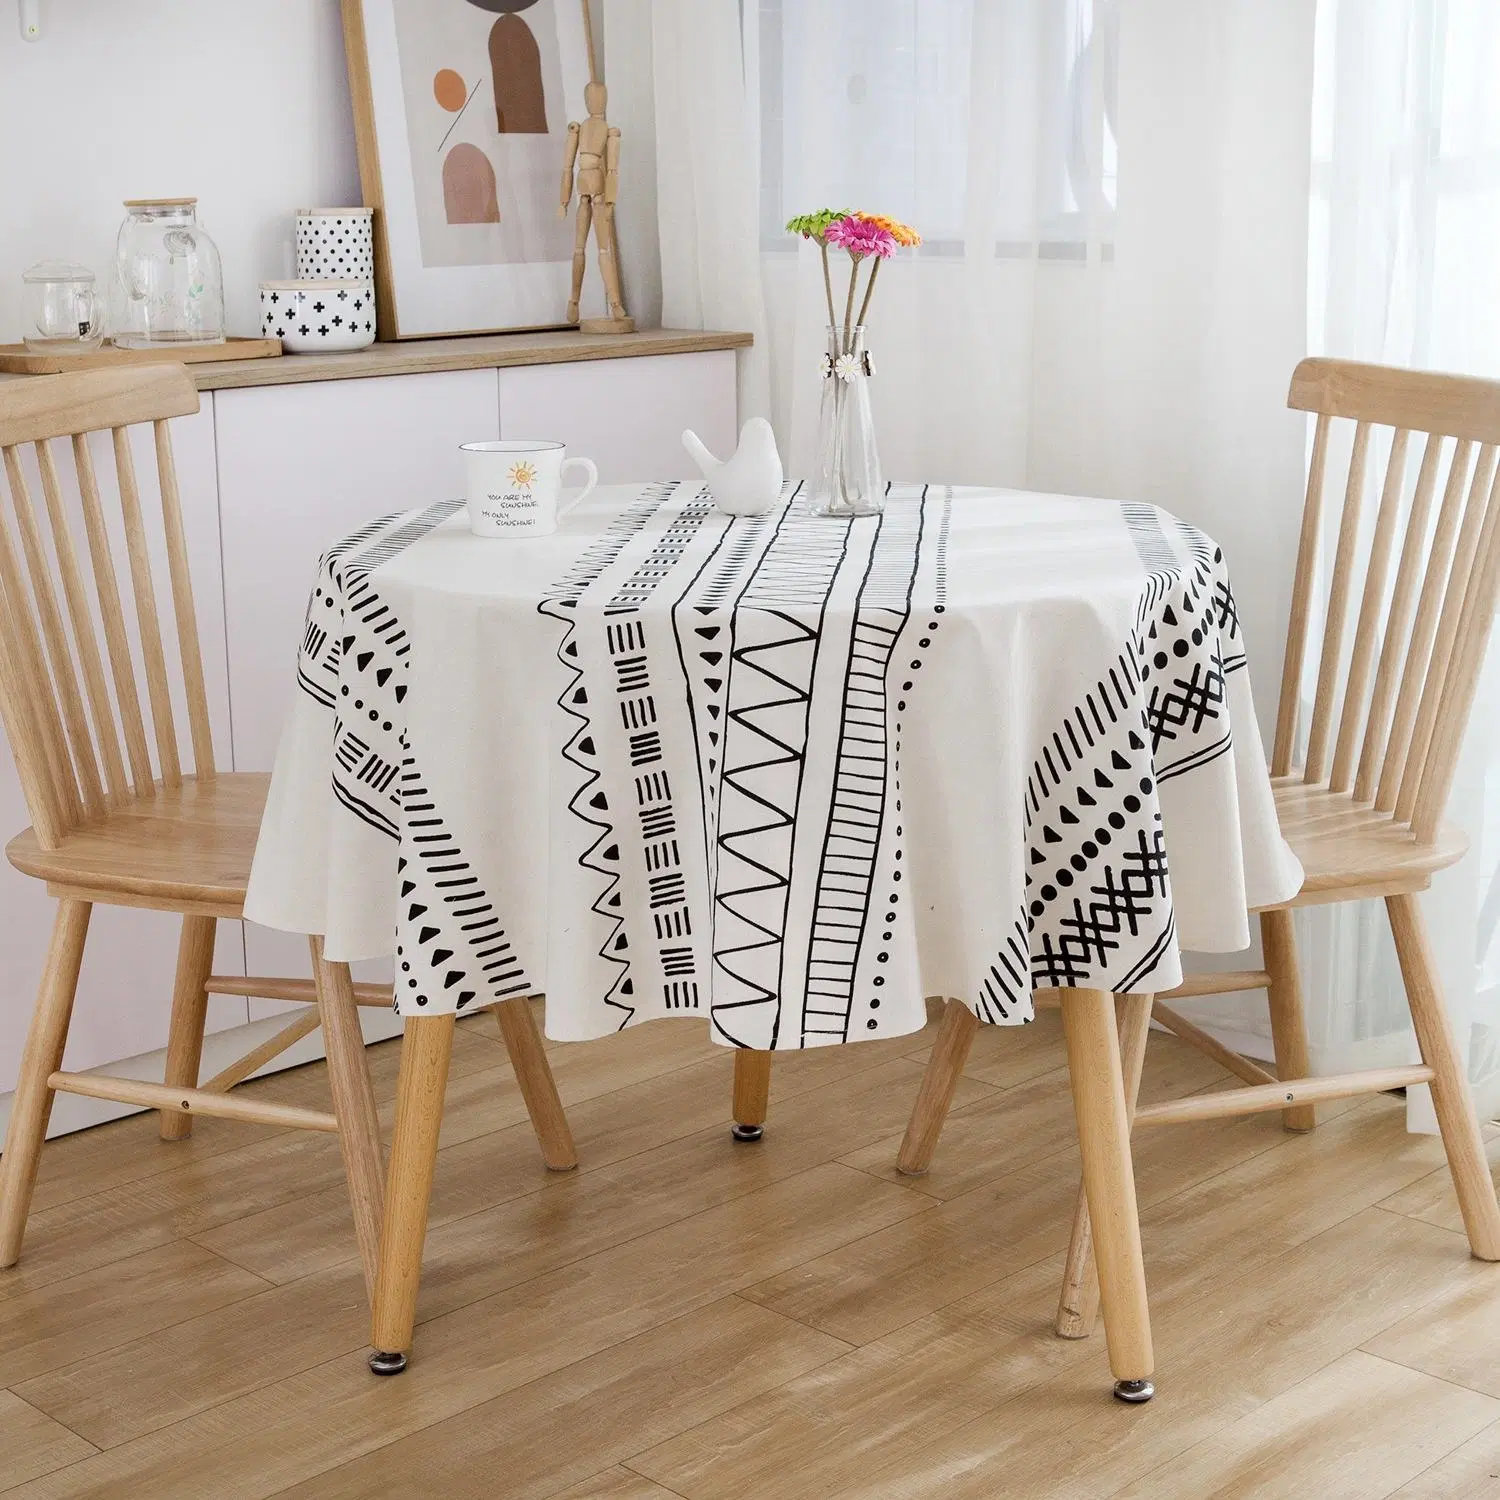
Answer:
824, 214, 897, 260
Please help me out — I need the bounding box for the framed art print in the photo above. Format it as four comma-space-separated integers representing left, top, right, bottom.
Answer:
343, 0, 594, 338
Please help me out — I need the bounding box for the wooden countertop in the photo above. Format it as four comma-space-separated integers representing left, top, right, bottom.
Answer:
190, 327, 752, 391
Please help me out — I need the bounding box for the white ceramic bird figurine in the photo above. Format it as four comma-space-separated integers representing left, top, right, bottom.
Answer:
682, 417, 784, 516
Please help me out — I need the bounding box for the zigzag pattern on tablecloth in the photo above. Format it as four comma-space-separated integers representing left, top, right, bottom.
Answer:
671, 489, 793, 883
801, 492, 928, 1043
710, 491, 854, 1046
539, 484, 678, 1026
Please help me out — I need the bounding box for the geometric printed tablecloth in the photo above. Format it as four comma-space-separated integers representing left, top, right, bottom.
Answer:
245, 482, 1302, 1047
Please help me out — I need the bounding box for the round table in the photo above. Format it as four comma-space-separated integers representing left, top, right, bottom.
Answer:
249, 481, 1299, 1038
245, 479, 1301, 1388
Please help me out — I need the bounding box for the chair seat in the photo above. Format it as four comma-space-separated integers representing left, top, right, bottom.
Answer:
8, 769, 1463, 910
1269, 775, 1468, 904
6, 773, 270, 909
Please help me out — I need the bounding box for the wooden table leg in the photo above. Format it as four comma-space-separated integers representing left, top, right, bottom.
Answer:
369, 1013, 455, 1375
310, 937, 385, 1302
494, 996, 577, 1171
1057, 986, 1155, 1402
898, 999, 979, 1174
732, 1048, 772, 1142
1056, 992, 1154, 1338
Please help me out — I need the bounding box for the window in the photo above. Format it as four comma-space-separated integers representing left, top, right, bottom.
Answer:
1309, 0, 1500, 372
751, 0, 1118, 258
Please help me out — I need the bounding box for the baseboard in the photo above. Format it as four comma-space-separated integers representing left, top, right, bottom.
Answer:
0, 1004, 405, 1141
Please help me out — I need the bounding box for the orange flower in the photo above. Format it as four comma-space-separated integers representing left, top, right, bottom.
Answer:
861, 213, 922, 247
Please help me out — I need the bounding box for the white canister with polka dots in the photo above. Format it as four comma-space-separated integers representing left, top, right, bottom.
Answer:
295, 207, 374, 281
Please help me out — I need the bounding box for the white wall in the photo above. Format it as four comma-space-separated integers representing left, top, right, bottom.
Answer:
0, 0, 360, 343
0, 0, 661, 343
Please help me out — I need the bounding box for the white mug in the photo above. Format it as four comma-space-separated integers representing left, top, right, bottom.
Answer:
461, 440, 598, 538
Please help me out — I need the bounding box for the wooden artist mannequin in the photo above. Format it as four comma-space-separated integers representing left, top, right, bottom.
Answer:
559, 7, 633, 334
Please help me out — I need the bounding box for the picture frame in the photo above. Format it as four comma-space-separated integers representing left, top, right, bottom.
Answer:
342, 0, 596, 339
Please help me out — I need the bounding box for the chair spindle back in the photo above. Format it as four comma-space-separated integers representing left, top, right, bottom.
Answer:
0, 365, 211, 850
1276, 357, 1500, 843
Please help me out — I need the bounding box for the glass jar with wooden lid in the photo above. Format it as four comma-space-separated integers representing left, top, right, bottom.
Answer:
112, 198, 225, 348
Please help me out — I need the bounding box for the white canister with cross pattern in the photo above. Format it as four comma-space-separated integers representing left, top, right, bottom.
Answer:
260, 280, 376, 352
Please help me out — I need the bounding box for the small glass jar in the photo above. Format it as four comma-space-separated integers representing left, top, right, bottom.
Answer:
112, 198, 225, 348
21, 262, 105, 354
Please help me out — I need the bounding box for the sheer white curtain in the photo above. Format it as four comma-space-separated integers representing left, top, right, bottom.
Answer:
649, 0, 1344, 1083
648, 0, 1316, 707
1292, 0, 1500, 1127
648, 0, 770, 418
749, 0, 1078, 489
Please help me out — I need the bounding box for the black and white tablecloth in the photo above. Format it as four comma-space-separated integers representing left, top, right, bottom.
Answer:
246, 483, 1301, 1047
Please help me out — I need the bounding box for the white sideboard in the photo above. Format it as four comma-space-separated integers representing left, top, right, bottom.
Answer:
0, 336, 742, 1137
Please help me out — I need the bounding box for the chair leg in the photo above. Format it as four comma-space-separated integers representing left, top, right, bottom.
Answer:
309, 937, 385, 1302
1261, 908, 1316, 1131
898, 1000, 979, 1174
159, 915, 218, 1141
1056, 992, 1154, 1339
1387, 894, 1500, 1261
494, 996, 576, 1170
0, 899, 91, 1268
1057, 986, 1155, 1402
732, 1049, 772, 1142
370, 1013, 455, 1374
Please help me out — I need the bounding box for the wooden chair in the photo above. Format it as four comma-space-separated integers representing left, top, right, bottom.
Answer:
0, 365, 576, 1302
895, 356, 1500, 1341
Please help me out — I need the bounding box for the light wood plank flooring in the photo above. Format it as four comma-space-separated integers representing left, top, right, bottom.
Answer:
2, 1001, 1499, 1498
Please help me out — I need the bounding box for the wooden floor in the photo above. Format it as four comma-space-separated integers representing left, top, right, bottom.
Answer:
3, 1001, 1500, 1499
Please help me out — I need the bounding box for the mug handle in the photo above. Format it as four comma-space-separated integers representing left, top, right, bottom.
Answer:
556, 457, 598, 521
75, 286, 102, 340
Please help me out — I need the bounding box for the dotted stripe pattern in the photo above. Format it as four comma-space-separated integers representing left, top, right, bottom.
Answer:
981, 500, 1244, 1015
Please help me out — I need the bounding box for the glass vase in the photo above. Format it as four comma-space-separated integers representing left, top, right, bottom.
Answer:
811, 324, 884, 516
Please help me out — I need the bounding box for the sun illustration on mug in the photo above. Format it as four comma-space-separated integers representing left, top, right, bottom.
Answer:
507, 460, 539, 489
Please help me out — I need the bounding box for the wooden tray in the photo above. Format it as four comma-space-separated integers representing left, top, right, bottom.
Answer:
0, 337, 281, 375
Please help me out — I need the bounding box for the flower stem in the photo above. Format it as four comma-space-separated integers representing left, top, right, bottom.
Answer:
832, 379, 847, 507
819, 242, 837, 329
842, 254, 859, 356
854, 256, 881, 334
